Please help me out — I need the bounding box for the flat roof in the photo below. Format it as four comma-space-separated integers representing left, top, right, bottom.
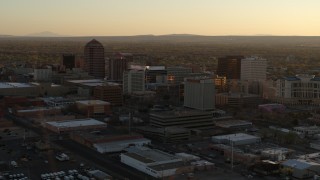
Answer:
216, 93, 260, 98
294, 126, 320, 131
93, 138, 151, 148
46, 118, 106, 128
17, 107, 61, 113
212, 133, 260, 142
282, 159, 320, 170
215, 120, 252, 128
149, 161, 186, 171
67, 79, 104, 84
125, 147, 180, 163
262, 148, 293, 155
150, 110, 212, 118
76, 100, 110, 105
0, 82, 34, 89
81, 82, 104, 87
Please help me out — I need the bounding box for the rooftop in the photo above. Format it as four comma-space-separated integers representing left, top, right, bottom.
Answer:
67, 79, 104, 84
294, 126, 320, 131
212, 133, 260, 142
282, 159, 320, 170
0, 82, 34, 89
46, 118, 106, 128
150, 109, 212, 118
17, 107, 61, 113
215, 120, 252, 128
217, 93, 260, 98
125, 147, 180, 163
93, 138, 151, 148
76, 100, 110, 106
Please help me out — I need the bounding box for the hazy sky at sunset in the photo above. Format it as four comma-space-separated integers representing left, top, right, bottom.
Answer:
1, 0, 320, 36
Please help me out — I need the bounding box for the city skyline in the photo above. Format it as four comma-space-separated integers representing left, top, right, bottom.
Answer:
1, 0, 320, 36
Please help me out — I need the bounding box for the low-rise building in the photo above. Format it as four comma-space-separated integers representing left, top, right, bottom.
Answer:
93, 137, 151, 153
120, 147, 193, 178
43, 97, 75, 107
281, 159, 320, 179
293, 126, 320, 138
215, 120, 252, 130
15, 107, 62, 118
258, 104, 286, 113
212, 133, 261, 146
45, 118, 107, 133
76, 100, 111, 117
261, 148, 294, 162
69, 131, 151, 153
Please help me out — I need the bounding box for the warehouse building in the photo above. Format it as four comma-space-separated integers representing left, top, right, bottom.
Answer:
45, 118, 107, 133
212, 133, 261, 146
93, 138, 151, 153
70, 132, 150, 153
281, 159, 320, 179
120, 147, 193, 178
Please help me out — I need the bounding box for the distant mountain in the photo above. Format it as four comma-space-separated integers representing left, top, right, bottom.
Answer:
159, 34, 203, 37
0, 34, 13, 37
26, 31, 67, 37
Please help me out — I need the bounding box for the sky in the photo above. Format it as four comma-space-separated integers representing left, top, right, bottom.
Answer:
1, 0, 320, 36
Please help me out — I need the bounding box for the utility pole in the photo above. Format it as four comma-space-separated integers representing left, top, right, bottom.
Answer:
129, 112, 132, 135
231, 140, 234, 170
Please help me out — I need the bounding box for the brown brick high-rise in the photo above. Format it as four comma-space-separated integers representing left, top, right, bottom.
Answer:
217, 56, 244, 80
84, 39, 105, 78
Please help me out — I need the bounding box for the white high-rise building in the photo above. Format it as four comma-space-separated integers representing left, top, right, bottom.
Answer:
123, 70, 145, 94
241, 57, 267, 81
184, 77, 215, 111
34, 68, 52, 82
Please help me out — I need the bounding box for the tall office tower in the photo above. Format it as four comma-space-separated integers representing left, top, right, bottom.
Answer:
145, 66, 167, 84
214, 75, 227, 93
108, 52, 132, 81
34, 68, 53, 82
62, 54, 75, 70
184, 77, 215, 111
167, 66, 192, 84
217, 56, 244, 80
84, 39, 105, 78
123, 70, 145, 94
240, 56, 267, 81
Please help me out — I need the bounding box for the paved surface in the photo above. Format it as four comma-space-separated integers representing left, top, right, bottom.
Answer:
55, 139, 155, 180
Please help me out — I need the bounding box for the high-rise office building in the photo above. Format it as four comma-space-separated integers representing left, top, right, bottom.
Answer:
123, 70, 145, 94
108, 53, 132, 81
167, 66, 192, 84
240, 56, 267, 81
62, 54, 75, 70
184, 77, 215, 111
217, 56, 244, 80
84, 39, 105, 78
145, 66, 167, 84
